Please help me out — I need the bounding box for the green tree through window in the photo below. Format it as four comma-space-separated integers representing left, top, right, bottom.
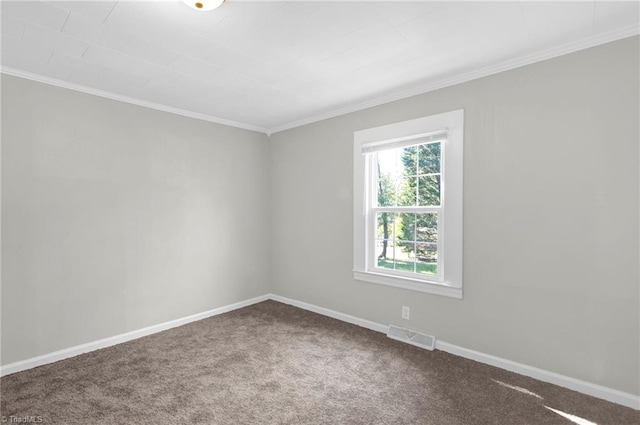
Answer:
375, 142, 441, 274
398, 143, 440, 264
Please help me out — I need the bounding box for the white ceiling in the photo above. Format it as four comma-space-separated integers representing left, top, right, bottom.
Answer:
1, 1, 638, 134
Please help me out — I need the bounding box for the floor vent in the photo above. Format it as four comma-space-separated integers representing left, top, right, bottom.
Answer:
387, 325, 436, 351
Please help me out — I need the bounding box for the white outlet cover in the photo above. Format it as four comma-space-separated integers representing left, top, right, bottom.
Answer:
402, 306, 410, 320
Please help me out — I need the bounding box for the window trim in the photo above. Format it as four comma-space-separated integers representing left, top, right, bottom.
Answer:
353, 110, 464, 299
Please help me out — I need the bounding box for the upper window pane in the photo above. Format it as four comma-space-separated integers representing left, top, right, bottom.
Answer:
402, 146, 418, 176
376, 142, 442, 207
398, 176, 418, 206
376, 149, 400, 207
418, 142, 441, 175
418, 175, 440, 206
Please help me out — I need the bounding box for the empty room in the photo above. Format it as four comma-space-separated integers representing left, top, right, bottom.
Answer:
1, 0, 639, 424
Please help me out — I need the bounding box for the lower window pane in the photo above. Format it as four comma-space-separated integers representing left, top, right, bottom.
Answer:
396, 213, 415, 242
376, 239, 395, 270
393, 240, 415, 273
416, 213, 438, 242
376, 212, 395, 240
374, 217, 439, 277
393, 258, 416, 273
416, 242, 437, 275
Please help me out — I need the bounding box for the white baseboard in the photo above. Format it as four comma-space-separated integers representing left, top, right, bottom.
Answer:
2, 292, 638, 410
434, 341, 640, 411
269, 294, 389, 334
0, 294, 269, 377
269, 294, 640, 410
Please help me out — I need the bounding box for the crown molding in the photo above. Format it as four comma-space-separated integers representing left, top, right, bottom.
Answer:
266, 25, 640, 135
0, 67, 268, 135
2, 25, 637, 137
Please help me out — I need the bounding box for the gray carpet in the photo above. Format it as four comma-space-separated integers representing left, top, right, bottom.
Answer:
1, 300, 637, 424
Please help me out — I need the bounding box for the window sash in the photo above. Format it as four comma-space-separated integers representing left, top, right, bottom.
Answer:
366, 148, 444, 282
367, 207, 444, 282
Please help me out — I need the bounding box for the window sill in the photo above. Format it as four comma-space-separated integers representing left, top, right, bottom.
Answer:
353, 270, 463, 299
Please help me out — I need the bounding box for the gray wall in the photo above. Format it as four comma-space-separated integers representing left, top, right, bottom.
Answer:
1, 74, 270, 364
269, 37, 639, 395
2, 37, 638, 397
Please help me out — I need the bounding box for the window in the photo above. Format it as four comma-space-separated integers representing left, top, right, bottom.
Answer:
353, 110, 463, 299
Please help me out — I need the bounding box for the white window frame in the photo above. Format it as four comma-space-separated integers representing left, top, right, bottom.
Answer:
353, 110, 464, 299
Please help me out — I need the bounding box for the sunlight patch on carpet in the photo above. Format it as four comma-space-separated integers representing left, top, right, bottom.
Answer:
544, 406, 598, 425
492, 379, 543, 399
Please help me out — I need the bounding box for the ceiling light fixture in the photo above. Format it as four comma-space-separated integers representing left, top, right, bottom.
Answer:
182, 0, 225, 11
